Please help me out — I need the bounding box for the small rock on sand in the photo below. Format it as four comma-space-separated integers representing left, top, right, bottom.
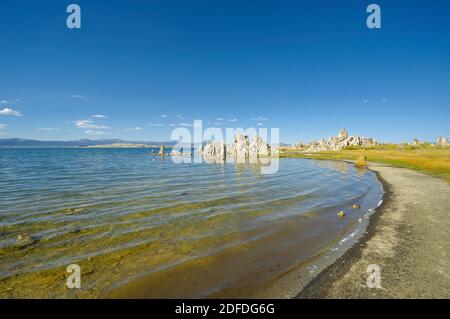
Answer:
337, 211, 346, 218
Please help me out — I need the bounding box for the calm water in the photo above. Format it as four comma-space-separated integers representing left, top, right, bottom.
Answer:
0, 148, 383, 298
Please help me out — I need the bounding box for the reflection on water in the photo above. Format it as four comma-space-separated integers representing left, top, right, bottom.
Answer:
0, 148, 382, 298
312, 159, 350, 174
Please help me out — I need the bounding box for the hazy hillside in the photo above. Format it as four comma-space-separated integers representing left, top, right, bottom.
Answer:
0, 138, 178, 148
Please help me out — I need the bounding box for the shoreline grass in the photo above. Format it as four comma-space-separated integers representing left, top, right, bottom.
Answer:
280, 145, 450, 184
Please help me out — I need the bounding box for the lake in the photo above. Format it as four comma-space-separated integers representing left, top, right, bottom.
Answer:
0, 148, 383, 298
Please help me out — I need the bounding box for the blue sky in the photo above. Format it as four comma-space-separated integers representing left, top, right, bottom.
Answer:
0, 0, 449, 143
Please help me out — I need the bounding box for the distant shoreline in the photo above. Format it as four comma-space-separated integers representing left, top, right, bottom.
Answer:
0, 145, 175, 149
0, 138, 178, 148
81, 145, 195, 149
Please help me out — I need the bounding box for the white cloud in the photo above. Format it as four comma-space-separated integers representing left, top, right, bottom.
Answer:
75, 119, 110, 129
179, 122, 201, 128
73, 94, 85, 99
161, 114, 167, 118
148, 123, 164, 127
362, 99, 369, 103
382, 97, 387, 102
91, 114, 108, 119
228, 118, 238, 122
84, 130, 108, 135
0, 123, 8, 129
216, 117, 224, 121
169, 123, 177, 127
38, 128, 61, 131
252, 116, 268, 121
257, 122, 264, 126
213, 122, 222, 126
0, 108, 23, 116
177, 114, 187, 120
1, 99, 17, 104
125, 127, 143, 131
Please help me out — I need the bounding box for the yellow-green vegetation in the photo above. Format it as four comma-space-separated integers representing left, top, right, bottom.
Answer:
355, 155, 368, 168
280, 144, 450, 184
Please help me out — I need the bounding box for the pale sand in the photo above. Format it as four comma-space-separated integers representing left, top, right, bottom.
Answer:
297, 162, 450, 298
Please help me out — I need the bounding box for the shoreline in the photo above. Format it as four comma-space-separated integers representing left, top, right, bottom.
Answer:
296, 162, 450, 298
295, 163, 391, 298
247, 159, 386, 299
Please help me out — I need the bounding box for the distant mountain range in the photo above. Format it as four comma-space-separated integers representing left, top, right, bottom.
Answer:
0, 138, 178, 148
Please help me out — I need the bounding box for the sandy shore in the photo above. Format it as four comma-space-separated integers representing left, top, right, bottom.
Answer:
297, 162, 450, 298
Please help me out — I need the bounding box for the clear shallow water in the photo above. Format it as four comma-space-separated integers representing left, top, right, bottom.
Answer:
0, 148, 383, 297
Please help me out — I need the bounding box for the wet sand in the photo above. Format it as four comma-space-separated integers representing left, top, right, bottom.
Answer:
297, 162, 450, 298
